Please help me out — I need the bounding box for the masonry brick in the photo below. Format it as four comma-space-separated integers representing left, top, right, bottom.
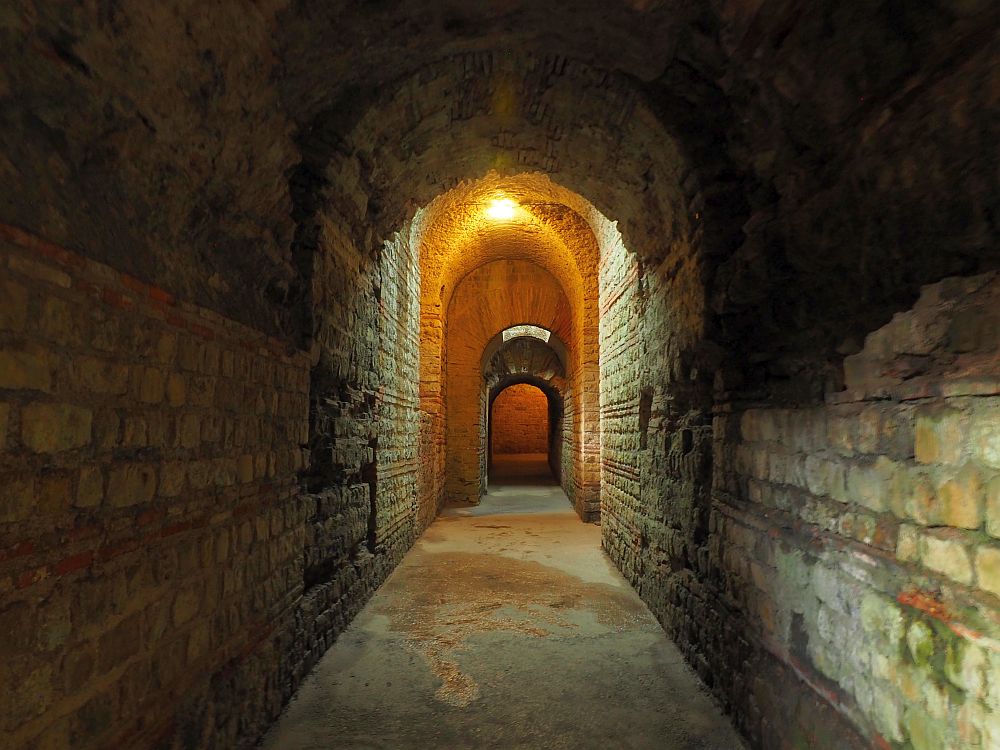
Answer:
0, 348, 52, 392
106, 464, 157, 508
0, 402, 9, 446
937, 463, 984, 530
920, 533, 973, 585
21, 403, 92, 453
0, 278, 28, 331
976, 545, 1000, 599
915, 407, 966, 465
988, 476, 1000, 540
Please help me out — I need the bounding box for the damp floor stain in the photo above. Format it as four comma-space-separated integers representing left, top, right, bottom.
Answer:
259, 455, 745, 750
375, 550, 648, 706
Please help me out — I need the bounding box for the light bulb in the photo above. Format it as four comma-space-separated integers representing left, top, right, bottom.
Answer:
486, 198, 516, 220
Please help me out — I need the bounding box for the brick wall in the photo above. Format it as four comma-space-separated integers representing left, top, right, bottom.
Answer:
0, 226, 310, 748
491, 384, 549, 455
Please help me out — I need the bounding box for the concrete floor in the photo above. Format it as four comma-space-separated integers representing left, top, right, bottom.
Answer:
259, 455, 745, 750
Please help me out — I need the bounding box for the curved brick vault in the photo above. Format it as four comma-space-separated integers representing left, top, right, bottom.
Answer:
1, 3, 998, 750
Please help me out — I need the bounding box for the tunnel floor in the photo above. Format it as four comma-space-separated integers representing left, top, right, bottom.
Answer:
259, 455, 744, 749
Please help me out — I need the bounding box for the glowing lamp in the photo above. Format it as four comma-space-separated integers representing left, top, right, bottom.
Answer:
486, 198, 516, 220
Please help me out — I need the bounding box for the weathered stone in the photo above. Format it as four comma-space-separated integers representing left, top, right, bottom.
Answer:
987, 476, 1000, 540
0, 278, 29, 331
166, 373, 186, 407
21, 403, 92, 453
74, 358, 129, 395
9, 255, 70, 288
969, 407, 1000, 469
76, 466, 104, 508
237, 454, 254, 484
937, 463, 984, 530
920, 533, 973, 585
172, 587, 200, 626
106, 464, 157, 508
897, 524, 920, 562
139, 367, 165, 404
976, 545, 1000, 599
915, 407, 966, 465
0, 348, 52, 392
177, 414, 201, 449
37, 474, 71, 515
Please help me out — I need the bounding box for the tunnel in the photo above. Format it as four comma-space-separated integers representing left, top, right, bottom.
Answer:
1, 3, 999, 749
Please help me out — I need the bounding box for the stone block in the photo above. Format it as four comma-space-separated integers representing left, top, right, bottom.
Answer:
37, 473, 72, 515
238, 454, 254, 484
159, 462, 186, 497
106, 464, 157, 508
92, 410, 121, 450
976, 545, 1000, 599
156, 332, 177, 364
969, 406, 1000, 469
9, 255, 70, 287
0, 348, 52, 391
914, 407, 966, 465
0, 473, 35, 523
897, 523, 921, 562
166, 373, 186, 407
75, 466, 104, 508
138, 367, 165, 404
172, 587, 200, 625
40, 296, 81, 345
906, 620, 935, 667
21, 403, 92, 453
920, 533, 973, 585
73, 357, 129, 395
936, 463, 983, 530
177, 414, 201, 449
987, 476, 1000, 539
906, 473, 942, 526
859, 592, 904, 645
0, 278, 28, 331
847, 459, 890, 513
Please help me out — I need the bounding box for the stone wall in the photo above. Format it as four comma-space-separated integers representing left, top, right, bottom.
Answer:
0, 226, 309, 749
706, 272, 1000, 747
491, 384, 549, 455
298, 210, 423, 696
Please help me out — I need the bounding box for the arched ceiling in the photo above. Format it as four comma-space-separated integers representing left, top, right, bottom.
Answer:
3, 1, 996, 373
484, 337, 566, 394
415, 173, 601, 340
447, 260, 573, 365
298, 53, 693, 267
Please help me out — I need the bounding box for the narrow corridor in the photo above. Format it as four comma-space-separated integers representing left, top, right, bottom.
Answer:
4, 6, 998, 748
260, 455, 744, 749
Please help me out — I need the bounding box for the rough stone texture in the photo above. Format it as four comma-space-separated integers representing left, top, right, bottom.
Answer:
491, 384, 549, 455
701, 275, 1000, 748
0, 231, 309, 749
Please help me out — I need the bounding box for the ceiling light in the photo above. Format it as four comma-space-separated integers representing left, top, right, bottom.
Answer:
486, 198, 516, 220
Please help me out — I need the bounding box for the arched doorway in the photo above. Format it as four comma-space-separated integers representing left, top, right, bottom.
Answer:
488, 381, 562, 487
